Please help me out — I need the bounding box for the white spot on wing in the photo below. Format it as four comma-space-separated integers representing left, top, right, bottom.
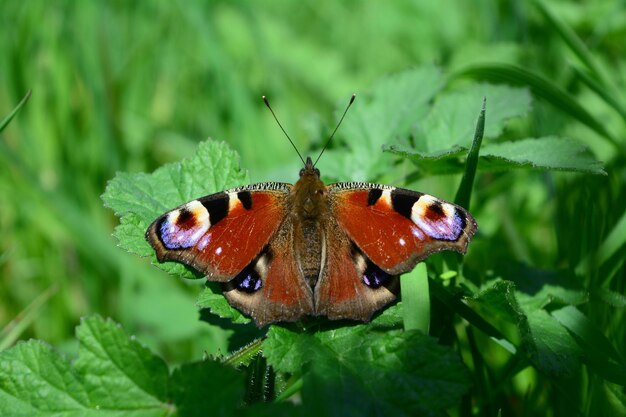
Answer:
410, 226, 425, 240
228, 192, 241, 211
379, 189, 393, 207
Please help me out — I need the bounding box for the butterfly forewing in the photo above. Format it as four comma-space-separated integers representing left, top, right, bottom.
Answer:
145, 183, 291, 281
328, 183, 477, 275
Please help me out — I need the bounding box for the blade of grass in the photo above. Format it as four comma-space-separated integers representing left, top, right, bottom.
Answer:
401, 263, 430, 333
455, 97, 485, 209
532, 0, 611, 86
453, 64, 621, 152
0, 90, 31, 133
576, 207, 626, 281
572, 66, 626, 125
552, 306, 626, 385
465, 326, 494, 416
0, 284, 58, 351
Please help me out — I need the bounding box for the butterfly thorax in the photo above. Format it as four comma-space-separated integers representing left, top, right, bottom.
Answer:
290, 158, 329, 288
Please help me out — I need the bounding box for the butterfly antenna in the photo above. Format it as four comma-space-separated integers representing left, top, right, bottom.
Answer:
313, 94, 356, 167
263, 96, 306, 166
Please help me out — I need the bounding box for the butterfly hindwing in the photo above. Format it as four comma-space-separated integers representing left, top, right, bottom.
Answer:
328, 183, 477, 275
222, 218, 314, 326
314, 222, 399, 322
145, 183, 291, 281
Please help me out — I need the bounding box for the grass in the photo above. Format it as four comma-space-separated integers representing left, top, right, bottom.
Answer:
1, 0, 625, 415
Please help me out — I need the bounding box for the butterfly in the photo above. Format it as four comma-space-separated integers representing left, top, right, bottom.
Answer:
145, 96, 477, 327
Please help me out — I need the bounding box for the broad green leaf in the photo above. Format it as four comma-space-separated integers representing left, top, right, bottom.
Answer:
369, 302, 404, 328
452, 63, 620, 149
197, 287, 250, 324
507, 263, 588, 311
318, 67, 444, 181
263, 326, 470, 416
0, 316, 170, 416
470, 278, 582, 377
342, 66, 444, 154
479, 137, 606, 175
523, 309, 580, 377
170, 360, 244, 417
74, 317, 170, 409
0, 316, 266, 416
386, 137, 605, 175
430, 279, 518, 355
467, 280, 528, 346
413, 83, 531, 154
0, 341, 92, 417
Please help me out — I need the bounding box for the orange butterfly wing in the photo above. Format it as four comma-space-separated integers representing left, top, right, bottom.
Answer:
329, 184, 477, 274
146, 183, 291, 280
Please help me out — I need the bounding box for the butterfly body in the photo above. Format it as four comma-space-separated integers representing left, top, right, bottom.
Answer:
146, 157, 476, 326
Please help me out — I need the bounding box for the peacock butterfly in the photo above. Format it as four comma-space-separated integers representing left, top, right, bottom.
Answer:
145, 96, 477, 326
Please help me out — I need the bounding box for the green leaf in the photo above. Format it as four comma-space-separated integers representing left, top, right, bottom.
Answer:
479, 137, 606, 175
197, 287, 251, 324
453, 63, 620, 150
523, 308, 580, 377
343, 67, 444, 153
413, 83, 531, 154
388, 136, 605, 175
170, 360, 244, 417
74, 317, 170, 409
318, 67, 444, 181
263, 326, 470, 416
430, 279, 518, 355
470, 278, 582, 377
0, 316, 271, 416
0, 341, 91, 417
0, 316, 171, 416
369, 302, 404, 328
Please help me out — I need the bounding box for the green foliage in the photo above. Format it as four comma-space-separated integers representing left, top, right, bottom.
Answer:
0, 316, 171, 416
3, 1, 626, 416
264, 326, 470, 417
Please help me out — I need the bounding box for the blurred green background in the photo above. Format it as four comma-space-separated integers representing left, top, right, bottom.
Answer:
1, 1, 625, 412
